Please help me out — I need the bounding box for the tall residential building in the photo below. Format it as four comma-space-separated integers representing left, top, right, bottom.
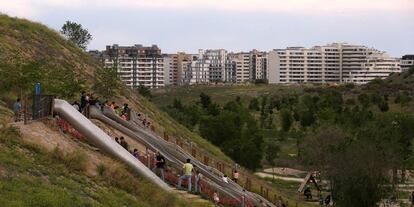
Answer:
250, 50, 268, 82
103, 44, 164, 88
228, 52, 251, 83
163, 52, 193, 86
400, 55, 414, 71
268, 43, 400, 84
184, 49, 236, 84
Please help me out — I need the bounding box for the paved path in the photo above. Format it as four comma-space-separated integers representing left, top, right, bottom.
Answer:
255, 172, 304, 182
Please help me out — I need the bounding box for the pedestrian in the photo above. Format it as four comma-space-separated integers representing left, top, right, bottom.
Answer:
115, 137, 120, 144
213, 191, 220, 206
123, 103, 129, 114
120, 137, 129, 151
195, 170, 202, 194
177, 158, 194, 192
13, 98, 22, 122
304, 186, 312, 200
325, 195, 331, 206
153, 151, 165, 181
110, 102, 116, 111
72, 101, 80, 112
222, 174, 229, 183
85, 93, 91, 105
132, 148, 140, 159
114, 106, 122, 116
410, 191, 414, 207
80, 91, 86, 110
319, 195, 324, 205
232, 169, 239, 183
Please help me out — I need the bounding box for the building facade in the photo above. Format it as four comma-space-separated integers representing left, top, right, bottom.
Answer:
103, 44, 164, 88
400, 55, 414, 72
268, 43, 400, 84
250, 50, 268, 82
184, 49, 236, 84
163, 52, 193, 86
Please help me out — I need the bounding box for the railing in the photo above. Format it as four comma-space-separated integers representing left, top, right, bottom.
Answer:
32, 95, 54, 120
129, 108, 296, 207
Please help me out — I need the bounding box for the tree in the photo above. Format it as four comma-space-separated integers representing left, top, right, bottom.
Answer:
300, 126, 394, 207
249, 98, 260, 111
92, 68, 119, 99
60, 21, 92, 50
280, 109, 292, 132
199, 92, 211, 108
137, 85, 152, 99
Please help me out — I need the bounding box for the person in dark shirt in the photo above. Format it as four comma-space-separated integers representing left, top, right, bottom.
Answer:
120, 137, 129, 151
115, 137, 120, 144
80, 91, 86, 111
153, 151, 165, 181
132, 148, 140, 159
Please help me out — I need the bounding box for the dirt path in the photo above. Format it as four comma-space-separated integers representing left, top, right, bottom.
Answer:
14, 119, 112, 176
255, 172, 304, 182
263, 167, 306, 177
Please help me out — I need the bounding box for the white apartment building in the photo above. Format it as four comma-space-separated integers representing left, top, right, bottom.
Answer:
400, 55, 414, 72
268, 43, 400, 84
103, 44, 165, 89
184, 49, 236, 84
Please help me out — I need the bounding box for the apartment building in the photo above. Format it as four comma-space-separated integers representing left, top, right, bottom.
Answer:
102, 44, 164, 88
268, 43, 400, 84
184, 49, 236, 84
163, 52, 193, 86
228, 52, 250, 83
400, 55, 414, 72
250, 50, 268, 82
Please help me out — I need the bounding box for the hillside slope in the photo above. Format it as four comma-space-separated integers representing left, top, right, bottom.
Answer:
0, 15, 313, 206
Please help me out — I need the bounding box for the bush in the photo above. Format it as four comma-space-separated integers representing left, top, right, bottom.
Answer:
97, 163, 106, 176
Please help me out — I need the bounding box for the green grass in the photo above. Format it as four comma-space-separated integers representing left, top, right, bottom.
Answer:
152, 84, 306, 107
0, 121, 200, 207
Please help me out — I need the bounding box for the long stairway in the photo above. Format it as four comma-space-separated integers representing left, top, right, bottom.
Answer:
54, 99, 275, 207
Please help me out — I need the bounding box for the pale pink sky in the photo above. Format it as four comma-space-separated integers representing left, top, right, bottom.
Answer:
1, 0, 413, 56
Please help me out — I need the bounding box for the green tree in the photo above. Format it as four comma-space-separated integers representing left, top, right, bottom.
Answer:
358, 93, 371, 108
249, 98, 260, 111
92, 68, 120, 99
137, 85, 152, 99
60, 21, 92, 50
199, 92, 211, 108
280, 109, 292, 132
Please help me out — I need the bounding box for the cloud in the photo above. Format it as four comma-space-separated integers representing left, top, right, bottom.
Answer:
1, 0, 413, 18
0, 0, 38, 18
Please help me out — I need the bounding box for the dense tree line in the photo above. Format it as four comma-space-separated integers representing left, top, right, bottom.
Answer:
166, 93, 264, 170
165, 81, 414, 206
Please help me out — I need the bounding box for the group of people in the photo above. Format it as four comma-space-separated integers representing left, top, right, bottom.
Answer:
221, 170, 239, 184
109, 102, 130, 120
114, 136, 166, 181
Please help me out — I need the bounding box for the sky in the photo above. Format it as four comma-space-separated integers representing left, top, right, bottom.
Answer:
0, 0, 413, 56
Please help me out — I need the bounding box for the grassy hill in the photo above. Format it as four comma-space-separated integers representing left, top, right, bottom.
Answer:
0, 14, 311, 206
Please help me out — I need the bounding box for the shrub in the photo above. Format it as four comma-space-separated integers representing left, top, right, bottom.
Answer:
96, 163, 106, 176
